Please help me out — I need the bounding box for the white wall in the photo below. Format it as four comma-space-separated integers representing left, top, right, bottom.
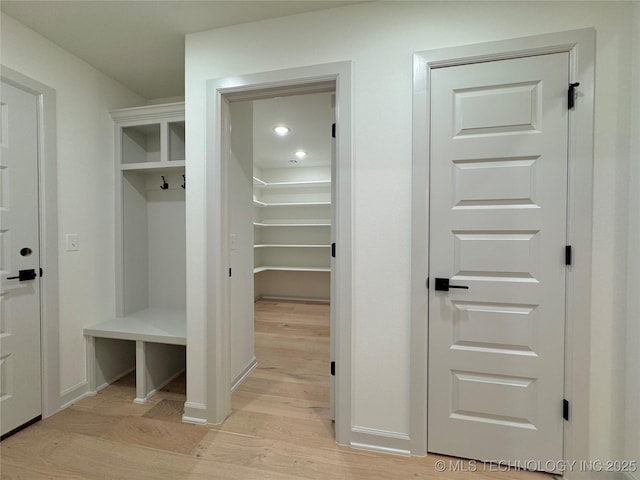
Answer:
185, 1, 636, 457
229, 101, 255, 384
146, 177, 186, 310
597, 3, 634, 463
1, 13, 144, 402
626, 2, 640, 475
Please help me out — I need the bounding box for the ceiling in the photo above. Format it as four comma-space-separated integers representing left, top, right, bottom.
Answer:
252, 92, 334, 169
0, 0, 362, 100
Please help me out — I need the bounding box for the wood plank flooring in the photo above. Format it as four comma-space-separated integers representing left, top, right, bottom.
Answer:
0, 300, 551, 479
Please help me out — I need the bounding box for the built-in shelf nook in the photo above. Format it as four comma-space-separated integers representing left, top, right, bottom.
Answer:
84, 103, 186, 405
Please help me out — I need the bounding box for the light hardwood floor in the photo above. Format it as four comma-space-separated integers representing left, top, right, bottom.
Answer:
0, 300, 551, 479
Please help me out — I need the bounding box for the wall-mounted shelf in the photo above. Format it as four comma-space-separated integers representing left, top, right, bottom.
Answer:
254, 266, 331, 273
254, 244, 330, 248
253, 222, 330, 227
120, 161, 185, 172
253, 176, 330, 188
112, 102, 185, 168
254, 200, 330, 207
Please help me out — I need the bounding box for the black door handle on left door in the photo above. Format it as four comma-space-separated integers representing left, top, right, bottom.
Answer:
6, 269, 37, 281
434, 277, 469, 292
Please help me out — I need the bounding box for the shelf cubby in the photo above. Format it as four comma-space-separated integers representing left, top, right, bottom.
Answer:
122, 124, 161, 164
168, 121, 185, 162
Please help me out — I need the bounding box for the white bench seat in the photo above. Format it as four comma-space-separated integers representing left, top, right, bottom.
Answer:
83, 308, 186, 345
83, 308, 186, 404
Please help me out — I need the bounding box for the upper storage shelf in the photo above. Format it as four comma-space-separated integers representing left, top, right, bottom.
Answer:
253, 176, 330, 188
253, 199, 330, 207
122, 124, 161, 164
111, 102, 185, 171
168, 121, 185, 162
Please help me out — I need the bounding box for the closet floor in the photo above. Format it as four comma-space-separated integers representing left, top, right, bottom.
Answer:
1, 300, 548, 480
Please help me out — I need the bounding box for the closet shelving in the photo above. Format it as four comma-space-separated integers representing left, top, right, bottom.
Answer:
253, 177, 330, 188
253, 200, 330, 207
253, 174, 331, 276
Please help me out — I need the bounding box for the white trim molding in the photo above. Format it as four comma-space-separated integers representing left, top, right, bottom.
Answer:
59, 382, 94, 410
351, 426, 411, 456
1, 66, 60, 419
182, 402, 208, 425
133, 369, 185, 405
203, 61, 353, 446
411, 28, 595, 466
231, 357, 257, 392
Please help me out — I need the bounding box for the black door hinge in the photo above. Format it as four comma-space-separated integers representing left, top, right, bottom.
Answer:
229, 268, 232, 277
563, 399, 570, 421
40, 268, 43, 277
565, 245, 572, 266
568, 82, 580, 110
331, 243, 336, 258
331, 123, 336, 138
330, 361, 335, 376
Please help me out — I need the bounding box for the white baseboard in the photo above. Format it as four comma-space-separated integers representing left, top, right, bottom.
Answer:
96, 366, 136, 393
231, 357, 257, 392
133, 368, 185, 404
256, 295, 330, 304
350, 426, 411, 456
58, 381, 94, 411
182, 401, 208, 425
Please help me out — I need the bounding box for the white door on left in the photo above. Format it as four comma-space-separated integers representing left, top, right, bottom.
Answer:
0, 80, 42, 438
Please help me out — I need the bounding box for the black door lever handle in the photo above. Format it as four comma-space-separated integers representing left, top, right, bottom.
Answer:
6, 269, 37, 282
434, 277, 469, 292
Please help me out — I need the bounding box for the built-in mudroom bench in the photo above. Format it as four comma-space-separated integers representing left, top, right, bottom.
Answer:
83, 309, 185, 404
84, 102, 186, 404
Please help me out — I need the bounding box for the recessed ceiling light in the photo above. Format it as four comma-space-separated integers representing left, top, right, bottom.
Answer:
273, 125, 290, 136
294, 150, 307, 159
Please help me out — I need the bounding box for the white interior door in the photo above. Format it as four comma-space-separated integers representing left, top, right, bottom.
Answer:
0, 81, 42, 438
428, 53, 569, 464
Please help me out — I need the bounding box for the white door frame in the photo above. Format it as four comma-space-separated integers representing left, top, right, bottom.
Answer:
204, 61, 353, 445
410, 28, 595, 466
1, 66, 60, 419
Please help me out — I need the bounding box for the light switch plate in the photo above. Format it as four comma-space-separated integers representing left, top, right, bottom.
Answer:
66, 233, 79, 251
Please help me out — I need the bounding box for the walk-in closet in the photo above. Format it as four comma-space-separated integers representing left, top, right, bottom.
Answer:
228, 90, 334, 394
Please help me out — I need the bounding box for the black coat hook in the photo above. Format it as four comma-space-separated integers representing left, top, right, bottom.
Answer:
181, 174, 185, 189
160, 175, 169, 190
568, 82, 580, 110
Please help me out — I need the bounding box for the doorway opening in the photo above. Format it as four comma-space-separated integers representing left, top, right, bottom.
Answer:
228, 90, 335, 423
205, 62, 352, 445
